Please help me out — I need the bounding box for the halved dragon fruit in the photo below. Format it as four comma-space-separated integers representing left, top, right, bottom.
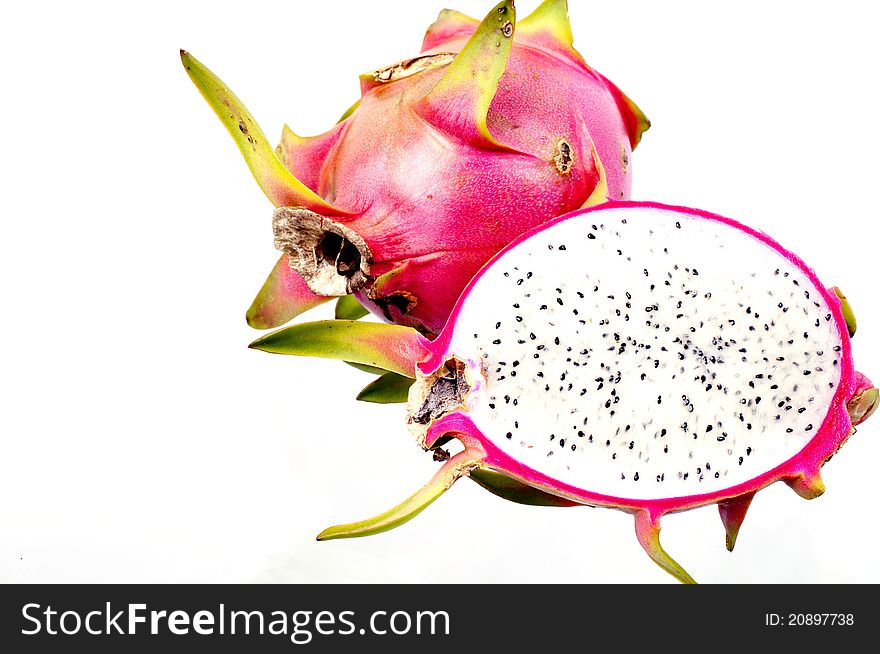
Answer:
181, 0, 648, 335
250, 201, 877, 583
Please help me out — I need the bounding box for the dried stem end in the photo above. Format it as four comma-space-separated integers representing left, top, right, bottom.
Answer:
272, 207, 373, 296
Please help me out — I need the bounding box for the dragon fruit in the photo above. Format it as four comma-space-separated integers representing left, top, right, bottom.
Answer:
249, 201, 877, 583
181, 0, 648, 335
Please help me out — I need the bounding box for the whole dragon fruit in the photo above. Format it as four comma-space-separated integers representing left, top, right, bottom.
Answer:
181, 0, 648, 335
249, 202, 877, 583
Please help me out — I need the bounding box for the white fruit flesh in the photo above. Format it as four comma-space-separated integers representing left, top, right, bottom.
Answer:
444, 206, 842, 500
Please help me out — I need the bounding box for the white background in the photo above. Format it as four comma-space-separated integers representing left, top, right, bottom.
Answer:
2, 0, 879, 584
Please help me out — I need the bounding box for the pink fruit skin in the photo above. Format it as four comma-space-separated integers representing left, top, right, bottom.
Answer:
419, 201, 860, 518
420, 30, 637, 201
276, 7, 644, 334
851, 370, 874, 398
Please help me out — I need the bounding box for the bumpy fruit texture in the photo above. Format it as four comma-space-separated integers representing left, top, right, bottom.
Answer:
182, 0, 648, 335
249, 202, 876, 583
